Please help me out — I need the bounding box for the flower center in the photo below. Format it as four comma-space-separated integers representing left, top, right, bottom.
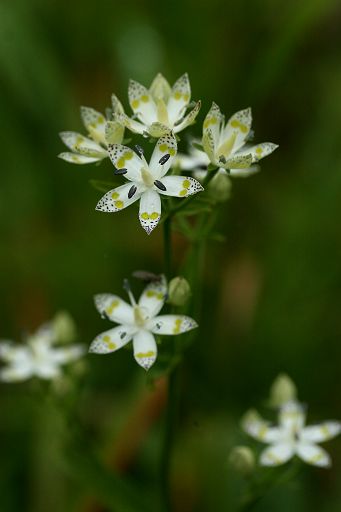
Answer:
134, 306, 146, 328
141, 168, 155, 188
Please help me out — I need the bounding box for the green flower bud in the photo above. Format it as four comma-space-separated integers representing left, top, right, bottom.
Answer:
208, 172, 232, 203
269, 373, 297, 408
229, 446, 255, 476
52, 311, 77, 344
168, 277, 191, 306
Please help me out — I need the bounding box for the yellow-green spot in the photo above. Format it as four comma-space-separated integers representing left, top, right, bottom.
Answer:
174, 91, 182, 100
179, 189, 187, 197
103, 335, 110, 342
136, 351, 155, 358
114, 200, 124, 209
159, 143, 168, 152
231, 119, 248, 133
173, 318, 183, 334
111, 192, 119, 199
106, 299, 119, 315
107, 341, 116, 350
131, 99, 140, 109
141, 94, 149, 102
183, 179, 190, 189
169, 148, 176, 156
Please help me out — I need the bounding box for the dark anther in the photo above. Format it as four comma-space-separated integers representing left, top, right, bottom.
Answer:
154, 180, 167, 191
114, 168, 127, 175
134, 144, 144, 157
128, 185, 137, 199
120, 332, 126, 339
219, 155, 226, 164
159, 153, 170, 165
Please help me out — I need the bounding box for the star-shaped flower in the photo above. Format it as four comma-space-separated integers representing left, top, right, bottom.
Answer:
89, 276, 198, 370
95, 132, 203, 234
0, 323, 85, 382
200, 103, 278, 172
243, 401, 341, 467
114, 73, 201, 138
58, 95, 125, 164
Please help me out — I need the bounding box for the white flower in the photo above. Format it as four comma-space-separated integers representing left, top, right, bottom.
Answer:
114, 73, 201, 138
0, 323, 85, 382
243, 401, 341, 468
89, 276, 198, 371
176, 140, 260, 181
95, 131, 203, 234
199, 103, 278, 172
58, 95, 125, 164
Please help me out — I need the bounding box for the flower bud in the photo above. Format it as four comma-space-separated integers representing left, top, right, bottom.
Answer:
269, 373, 297, 408
52, 311, 77, 344
229, 446, 255, 476
208, 172, 232, 203
168, 277, 191, 306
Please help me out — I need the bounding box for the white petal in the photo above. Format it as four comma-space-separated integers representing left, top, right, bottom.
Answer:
132, 330, 157, 370
139, 189, 161, 234
202, 129, 216, 163
174, 101, 201, 133
235, 142, 278, 163
0, 341, 16, 361
156, 176, 203, 198
94, 293, 135, 325
149, 73, 172, 103
229, 165, 260, 177
128, 79, 157, 126
296, 442, 331, 467
149, 132, 177, 178
49, 345, 85, 364
243, 416, 283, 444
260, 443, 295, 466
222, 107, 252, 152
111, 94, 125, 115
138, 275, 167, 317
279, 401, 305, 431
107, 144, 144, 182
300, 422, 341, 443
105, 121, 124, 145
148, 315, 198, 335
167, 73, 191, 125
58, 152, 101, 164
80, 106, 106, 144
175, 148, 209, 171
89, 325, 134, 354
221, 153, 253, 169
59, 131, 106, 156
0, 363, 34, 382
96, 182, 143, 213
34, 362, 61, 379
203, 102, 224, 147
148, 122, 171, 138
114, 112, 146, 135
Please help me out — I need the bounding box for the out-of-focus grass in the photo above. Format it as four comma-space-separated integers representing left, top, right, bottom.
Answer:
0, 0, 341, 510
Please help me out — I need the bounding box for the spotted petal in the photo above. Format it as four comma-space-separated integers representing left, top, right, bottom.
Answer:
296, 442, 331, 467
221, 153, 253, 169
279, 401, 305, 431
107, 144, 144, 181
59, 131, 106, 157
243, 414, 282, 443
235, 142, 278, 163
89, 325, 134, 354
111, 94, 125, 115
202, 129, 216, 163
114, 112, 146, 135
132, 330, 157, 370
80, 106, 106, 145
174, 100, 201, 133
138, 275, 167, 317
223, 108, 252, 152
94, 293, 134, 325
260, 443, 295, 466
149, 132, 177, 178
148, 315, 198, 335
300, 422, 341, 443
156, 176, 203, 198
129, 80, 157, 125
96, 182, 143, 213
149, 73, 172, 103
58, 152, 101, 164
105, 121, 124, 145
139, 189, 161, 235
167, 73, 191, 125
203, 102, 224, 147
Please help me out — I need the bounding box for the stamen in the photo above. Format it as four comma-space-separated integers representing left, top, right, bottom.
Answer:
114, 168, 127, 175
134, 144, 144, 157
154, 180, 167, 191
219, 155, 226, 164
128, 185, 137, 199
123, 279, 137, 306
159, 153, 170, 165
120, 332, 126, 340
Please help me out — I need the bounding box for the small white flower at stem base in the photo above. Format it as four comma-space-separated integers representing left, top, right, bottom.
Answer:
114, 73, 201, 137
89, 276, 198, 371
58, 95, 125, 165
95, 131, 203, 234
242, 401, 341, 468
0, 323, 85, 383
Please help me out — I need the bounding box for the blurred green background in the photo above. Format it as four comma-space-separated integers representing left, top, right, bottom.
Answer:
1, 0, 341, 510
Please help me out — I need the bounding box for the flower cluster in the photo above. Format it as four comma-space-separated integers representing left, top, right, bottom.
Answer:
59, 73, 277, 234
